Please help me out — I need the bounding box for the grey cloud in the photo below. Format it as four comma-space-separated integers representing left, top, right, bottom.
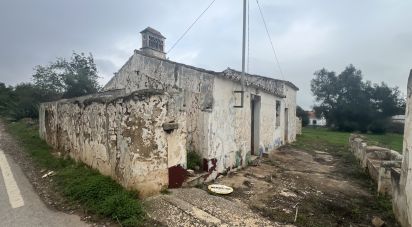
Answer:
0, 0, 411, 109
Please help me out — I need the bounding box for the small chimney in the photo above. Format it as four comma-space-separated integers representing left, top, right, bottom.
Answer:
140, 27, 166, 59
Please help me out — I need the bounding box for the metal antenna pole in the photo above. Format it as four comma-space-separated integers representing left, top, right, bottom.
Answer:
241, 0, 247, 107
233, 0, 247, 108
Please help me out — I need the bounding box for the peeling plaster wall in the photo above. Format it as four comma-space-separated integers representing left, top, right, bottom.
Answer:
103, 50, 214, 160
204, 77, 251, 179
100, 50, 298, 182
203, 77, 298, 180
403, 70, 412, 226
39, 90, 187, 197
391, 69, 412, 227
284, 84, 297, 143
270, 84, 297, 150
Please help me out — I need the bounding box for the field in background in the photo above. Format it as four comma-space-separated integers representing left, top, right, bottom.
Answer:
299, 127, 403, 153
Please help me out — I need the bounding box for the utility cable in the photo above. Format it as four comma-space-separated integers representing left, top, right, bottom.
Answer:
255, 0, 284, 80
166, 0, 218, 54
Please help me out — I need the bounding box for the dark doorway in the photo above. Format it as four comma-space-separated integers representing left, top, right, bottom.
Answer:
284, 108, 289, 143
251, 95, 261, 155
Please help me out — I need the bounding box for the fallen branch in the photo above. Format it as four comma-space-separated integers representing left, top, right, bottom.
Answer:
293, 203, 299, 223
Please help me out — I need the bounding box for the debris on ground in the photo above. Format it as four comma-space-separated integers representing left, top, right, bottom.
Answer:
186, 169, 195, 177
41, 171, 55, 178
212, 146, 400, 226
292, 203, 299, 223
243, 180, 253, 188
372, 216, 385, 227
208, 184, 233, 195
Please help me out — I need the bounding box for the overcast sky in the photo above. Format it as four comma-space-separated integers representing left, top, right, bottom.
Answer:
0, 0, 411, 109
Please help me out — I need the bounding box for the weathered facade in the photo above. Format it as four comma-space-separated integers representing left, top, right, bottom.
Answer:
39, 27, 299, 196
39, 90, 186, 197
391, 69, 412, 227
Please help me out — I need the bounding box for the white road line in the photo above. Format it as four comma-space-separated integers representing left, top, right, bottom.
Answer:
0, 149, 24, 208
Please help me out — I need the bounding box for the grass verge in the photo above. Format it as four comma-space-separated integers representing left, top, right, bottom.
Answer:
6, 120, 146, 226
297, 127, 403, 152
363, 133, 403, 152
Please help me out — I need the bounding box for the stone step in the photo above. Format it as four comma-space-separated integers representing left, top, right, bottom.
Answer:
146, 188, 293, 226
145, 195, 207, 227
162, 195, 225, 226
168, 188, 280, 226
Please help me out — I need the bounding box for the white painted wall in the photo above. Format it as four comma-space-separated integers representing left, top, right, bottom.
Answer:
101, 50, 299, 181
283, 84, 298, 143
204, 77, 297, 179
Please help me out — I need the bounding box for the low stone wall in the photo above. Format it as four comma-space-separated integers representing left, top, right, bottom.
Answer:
39, 89, 187, 197
349, 134, 402, 196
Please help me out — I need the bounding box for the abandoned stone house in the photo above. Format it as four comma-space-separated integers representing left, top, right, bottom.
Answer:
39, 27, 299, 197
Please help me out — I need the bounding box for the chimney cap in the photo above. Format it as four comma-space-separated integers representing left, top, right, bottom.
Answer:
140, 27, 166, 39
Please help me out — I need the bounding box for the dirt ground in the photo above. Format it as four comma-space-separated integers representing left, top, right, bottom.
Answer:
213, 146, 399, 227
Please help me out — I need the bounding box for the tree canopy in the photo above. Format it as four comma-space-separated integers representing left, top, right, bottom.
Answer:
33, 52, 100, 99
296, 106, 309, 127
1, 52, 101, 120
311, 65, 405, 133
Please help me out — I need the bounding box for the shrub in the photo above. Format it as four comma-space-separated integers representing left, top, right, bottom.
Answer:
387, 122, 404, 134
187, 151, 202, 170
369, 119, 389, 134
339, 120, 359, 132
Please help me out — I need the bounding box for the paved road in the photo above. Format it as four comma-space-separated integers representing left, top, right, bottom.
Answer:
0, 131, 89, 227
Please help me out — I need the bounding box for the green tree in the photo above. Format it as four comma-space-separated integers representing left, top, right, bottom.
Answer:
6, 83, 44, 119
0, 83, 15, 117
311, 65, 405, 133
32, 64, 65, 98
0, 52, 101, 120
33, 52, 100, 99
296, 106, 309, 126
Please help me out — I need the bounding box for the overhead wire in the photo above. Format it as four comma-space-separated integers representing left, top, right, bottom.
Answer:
255, 0, 285, 80
166, 0, 218, 54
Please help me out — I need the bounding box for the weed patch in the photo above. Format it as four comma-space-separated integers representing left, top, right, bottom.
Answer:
364, 133, 403, 153
187, 150, 202, 170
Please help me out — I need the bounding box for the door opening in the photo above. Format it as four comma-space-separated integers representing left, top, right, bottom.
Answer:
251, 95, 261, 155
284, 108, 289, 143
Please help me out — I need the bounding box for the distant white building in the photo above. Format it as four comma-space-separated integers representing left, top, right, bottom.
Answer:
391, 115, 405, 124
307, 111, 327, 126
